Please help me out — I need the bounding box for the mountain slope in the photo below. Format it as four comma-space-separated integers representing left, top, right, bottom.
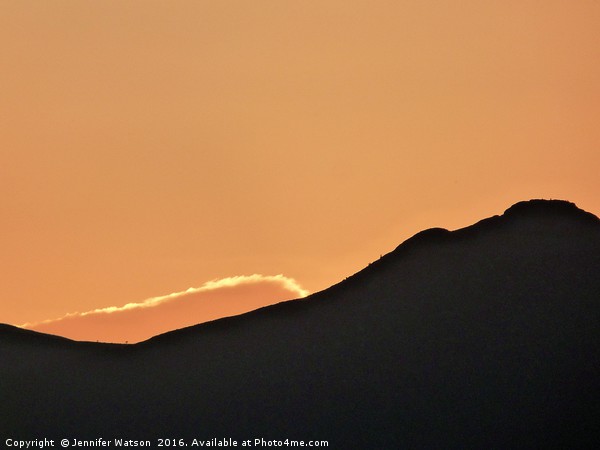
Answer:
2, 200, 599, 448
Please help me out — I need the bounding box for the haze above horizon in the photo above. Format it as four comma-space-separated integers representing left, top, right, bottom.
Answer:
2, 1, 599, 335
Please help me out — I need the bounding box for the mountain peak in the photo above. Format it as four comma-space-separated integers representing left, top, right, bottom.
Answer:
389, 200, 598, 258
502, 199, 599, 223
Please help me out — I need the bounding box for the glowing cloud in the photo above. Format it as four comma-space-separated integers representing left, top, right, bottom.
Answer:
22, 275, 309, 344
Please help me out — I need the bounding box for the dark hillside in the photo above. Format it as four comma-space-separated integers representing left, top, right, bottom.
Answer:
2, 200, 599, 448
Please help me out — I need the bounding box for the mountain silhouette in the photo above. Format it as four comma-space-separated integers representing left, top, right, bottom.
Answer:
2, 199, 599, 448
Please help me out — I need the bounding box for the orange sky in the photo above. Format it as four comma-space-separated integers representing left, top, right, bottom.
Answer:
1, 1, 599, 342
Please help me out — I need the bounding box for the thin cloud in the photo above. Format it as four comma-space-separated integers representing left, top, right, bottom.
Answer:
22, 274, 309, 344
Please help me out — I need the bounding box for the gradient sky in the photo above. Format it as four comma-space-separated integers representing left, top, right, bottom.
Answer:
2, 1, 599, 342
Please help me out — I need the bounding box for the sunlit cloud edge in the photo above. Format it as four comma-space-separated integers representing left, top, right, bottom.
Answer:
20, 274, 309, 329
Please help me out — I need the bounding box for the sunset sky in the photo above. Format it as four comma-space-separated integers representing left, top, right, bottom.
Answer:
2, 1, 599, 342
